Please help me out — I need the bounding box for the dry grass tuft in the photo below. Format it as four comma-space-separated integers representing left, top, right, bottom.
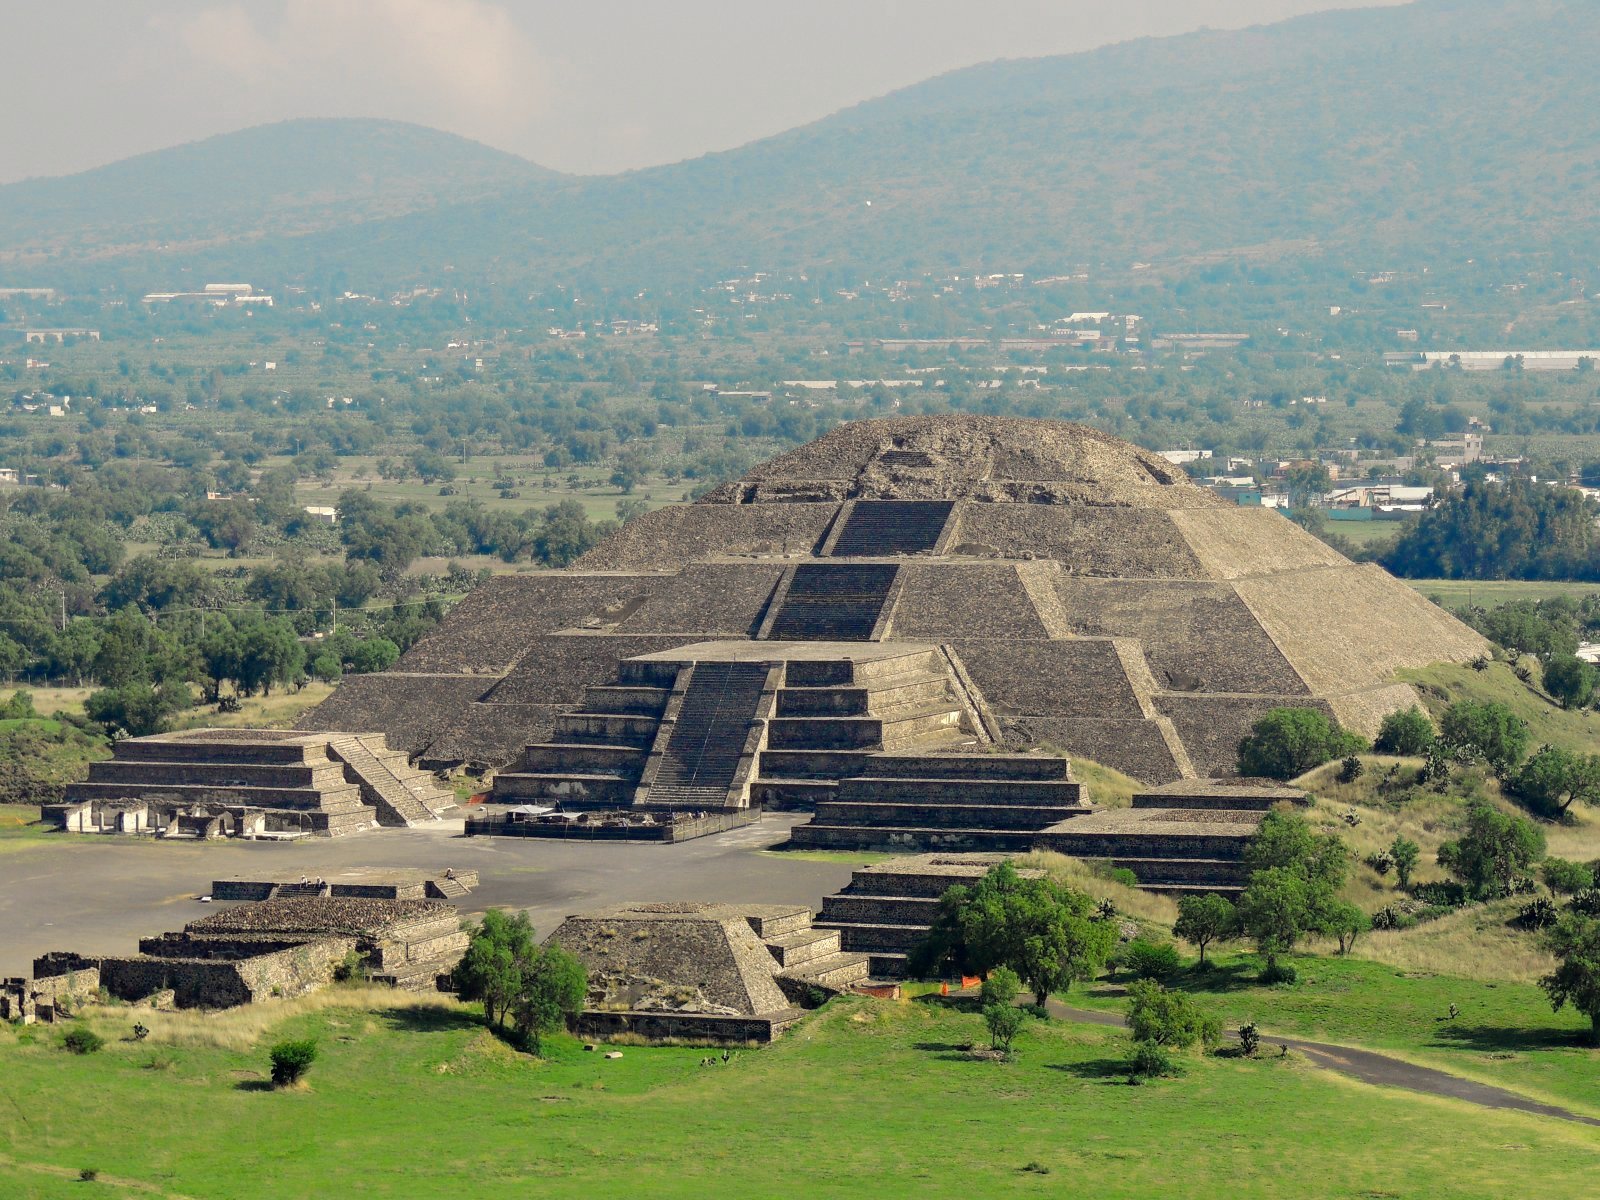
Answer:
1070, 758, 1141, 809
1343, 899, 1558, 984
80, 987, 470, 1052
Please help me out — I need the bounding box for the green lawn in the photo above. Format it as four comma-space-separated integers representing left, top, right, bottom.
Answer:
1071, 952, 1600, 1118
2, 992, 1598, 1198
1406, 579, 1600, 607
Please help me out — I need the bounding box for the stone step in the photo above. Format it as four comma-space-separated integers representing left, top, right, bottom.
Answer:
64, 780, 366, 811
757, 749, 876, 779
776, 676, 951, 717
85, 760, 346, 789
491, 772, 637, 807
616, 660, 683, 688
829, 500, 954, 557
1140, 882, 1246, 897
1036, 831, 1254, 860
763, 926, 843, 967
789, 823, 1042, 853
879, 709, 970, 750
813, 800, 1083, 831
515, 743, 648, 774
766, 716, 884, 750
1109, 857, 1251, 885
370, 957, 455, 991
582, 685, 673, 716
865, 951, 910, 980
742, 907, 814, 938
749, 778, 836, 811
780, 951, 872, 990
553, 712, 660, 746
833, 778, 1085, 806
813, 920, 931, 954
854, 755, 1071, 781
819, 894, 943, 925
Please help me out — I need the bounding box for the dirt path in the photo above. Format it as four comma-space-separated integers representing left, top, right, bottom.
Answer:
1049, 1001, 1600, 1128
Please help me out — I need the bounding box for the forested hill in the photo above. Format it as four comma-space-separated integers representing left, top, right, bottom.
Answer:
0, 119, 554, 262
4, 0, 1595, 291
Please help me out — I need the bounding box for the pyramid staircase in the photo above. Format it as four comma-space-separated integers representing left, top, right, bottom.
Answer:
765, 563, 899, 641
328, 735, 456, 827
745, 906, 872, 994
751, 648, 981, 810
827, 500, 955, 557
637, 662, 770, 809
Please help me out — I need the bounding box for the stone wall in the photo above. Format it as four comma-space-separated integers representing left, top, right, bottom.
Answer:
889, 564, 1050, 640
949, 505, 1208, 578
570, 1009, 799, 1045
101, 938, 355, 1009
574, 505, 838, 570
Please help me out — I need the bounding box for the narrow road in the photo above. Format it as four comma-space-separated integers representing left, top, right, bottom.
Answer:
1049, 1000, 1600, 1129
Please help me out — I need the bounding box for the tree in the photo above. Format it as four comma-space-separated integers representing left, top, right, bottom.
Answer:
912, 864, 1114, 1005
269, 1039, 317, 1086
509, 944, 588, 1055
980, 966, 1024, 1052
1543, 655, 1597, 710
1508, 745, 1600, 820
455, 909, 537, 1029
309, 653, 342, 684
1540, 913, 1600, 1045
1436, 801, 1546, 900
1321, 900, 1370, 955
1542, 858, 1595, 897
1235, 867, 1312, 976
1174, 893, 1235, 967
1439, 701, 1528, 775
1237, 707, 1367, 780
1390, 836, 1422, 889
1375, 706, 1435, 756
84, 682, 186, 738
1126, 980, 1221, 1051
1245, 810, 1349, 895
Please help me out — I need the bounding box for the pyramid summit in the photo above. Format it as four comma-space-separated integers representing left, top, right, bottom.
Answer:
303, 415, 1487, 795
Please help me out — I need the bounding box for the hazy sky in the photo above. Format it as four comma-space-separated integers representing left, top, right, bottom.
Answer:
2, 0, 1409, 184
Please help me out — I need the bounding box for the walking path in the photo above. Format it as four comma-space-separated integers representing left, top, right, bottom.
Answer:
1049, 1000, 1600, 1128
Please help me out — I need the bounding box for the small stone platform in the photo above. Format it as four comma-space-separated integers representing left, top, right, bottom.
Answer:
211, 868, 480, 902
52, 729, 456, 839
548, 901, 870, 1043
815, 854, 1042, 978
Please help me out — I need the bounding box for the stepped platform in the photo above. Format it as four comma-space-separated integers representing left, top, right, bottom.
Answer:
93, 897, 470, 1010
54, 729, 453, 838
547, 902, 868, 1044
815, 854, 1038, 978
1034, 806, 1264, 895
1132, 778, 1309, 811
211, 868, 480, 903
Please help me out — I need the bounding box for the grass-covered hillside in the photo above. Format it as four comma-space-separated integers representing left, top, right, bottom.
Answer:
2, 984, 1597, 1200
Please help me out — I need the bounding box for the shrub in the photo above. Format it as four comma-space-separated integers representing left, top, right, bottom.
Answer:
1130, 1040, 1179, 1078
1518, 898, 1559, 929
1120, 939, 1184, 981
1237, 708, 1368, 781
79, 1168, 99, 1182
269, 1038, 318, 1087
983, 1004, 1026, 1053
1508, 746, 1600, 820
332, 948, 367, 984
1108, 868, 1138, 888
1260, 961, 1298, 985
1365, 852, 1394, 878
61, 1026, 104, 1055
1126, 980, 1221, 1051
1376, 705, 1436, 756
1412, 880, 1470, 908
1237, 1022, 1261, 1056
1336, 755, 1364, 784
1371, 905, 1400, 931
1570, 887, 1600, 917
1542, 858, 1596, 897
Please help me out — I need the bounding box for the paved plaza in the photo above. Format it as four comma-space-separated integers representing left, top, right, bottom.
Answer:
0, 814, 853, 977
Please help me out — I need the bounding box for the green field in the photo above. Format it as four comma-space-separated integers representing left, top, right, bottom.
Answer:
1406, 579, 1600, 607
3, 986, 1599, 1199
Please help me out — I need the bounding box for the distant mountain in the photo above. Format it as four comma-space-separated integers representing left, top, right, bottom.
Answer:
4, 0, 1595, 292
0, 119, 555, 264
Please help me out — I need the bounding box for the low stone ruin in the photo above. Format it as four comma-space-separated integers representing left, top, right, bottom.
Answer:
546, 902, 871, 1044
1, 954, 101, 1024
50, 728, 456, 839
26, 896, 471, 1013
